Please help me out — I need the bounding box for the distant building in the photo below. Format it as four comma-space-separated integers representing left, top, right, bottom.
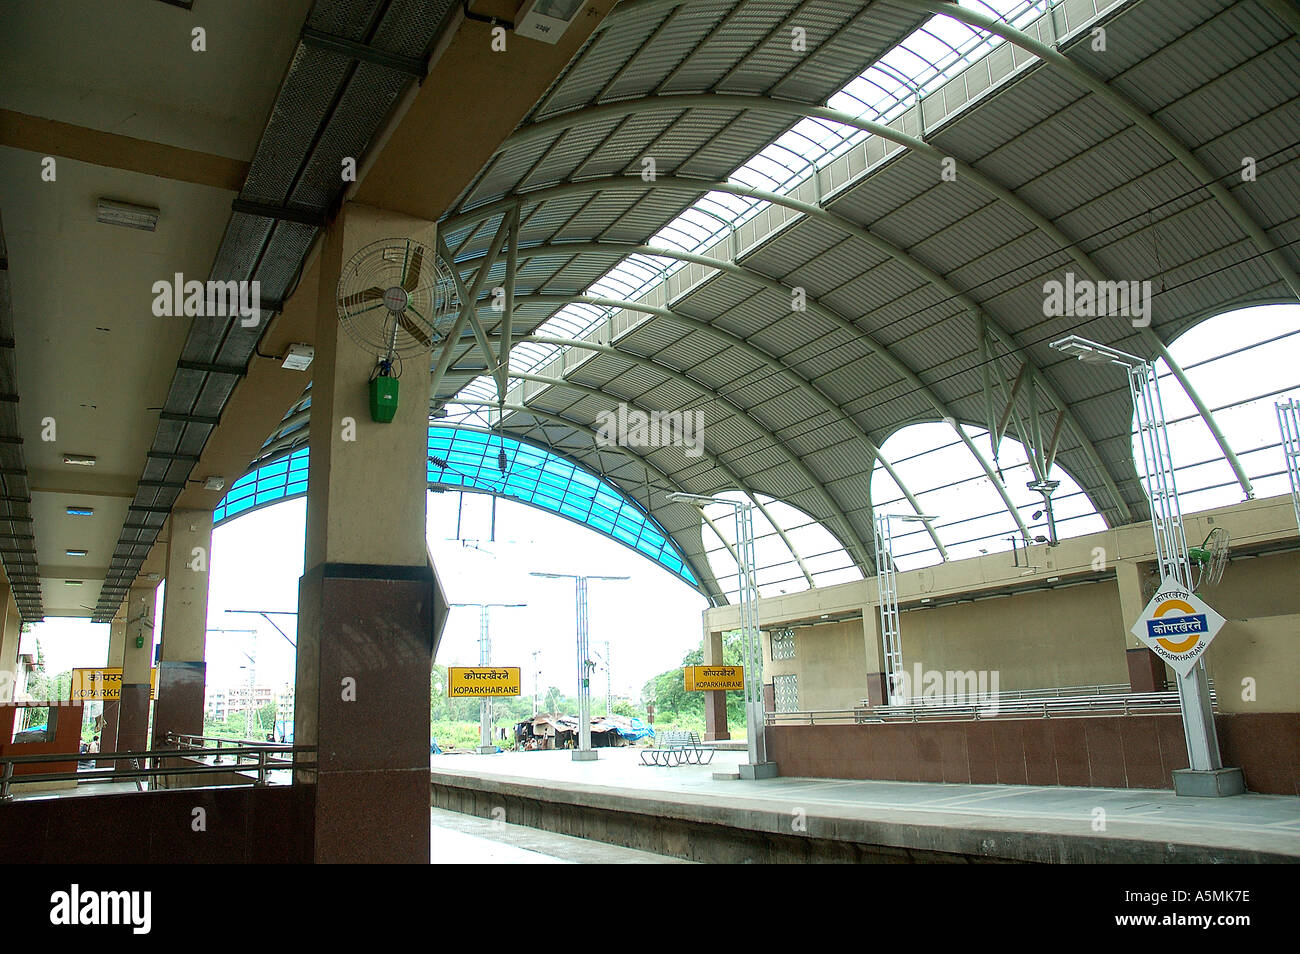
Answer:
276, 683, 294, 724
204, 684, 275, 722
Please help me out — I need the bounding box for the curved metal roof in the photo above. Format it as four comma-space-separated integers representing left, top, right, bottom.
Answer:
260, 0, 1300, 606
216, 425, 707, 593
432, 0, 1299, 590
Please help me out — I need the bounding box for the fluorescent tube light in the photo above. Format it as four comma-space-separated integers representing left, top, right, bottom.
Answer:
96, 198, 159, 231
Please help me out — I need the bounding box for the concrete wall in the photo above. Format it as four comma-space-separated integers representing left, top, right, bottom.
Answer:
766, 711, 1300, 796
901, 579, 1127, 691
705, 495, 1300, 714
1207, 614, 1300, 713
764, 619, 867, 711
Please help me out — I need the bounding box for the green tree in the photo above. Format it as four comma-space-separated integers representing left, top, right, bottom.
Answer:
641, 631, 745, 727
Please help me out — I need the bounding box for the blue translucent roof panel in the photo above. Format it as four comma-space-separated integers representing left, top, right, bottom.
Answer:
214, 425, 697, 588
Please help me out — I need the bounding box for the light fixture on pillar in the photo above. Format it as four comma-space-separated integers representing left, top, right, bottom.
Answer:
1050, 334, 1243, 796
1026, 478, 1061, 546
515, 0, 587, 44
334, 238, 459, 423
281, 343, 315, 371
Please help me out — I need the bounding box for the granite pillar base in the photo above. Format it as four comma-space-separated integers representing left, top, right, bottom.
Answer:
1127, 648, 1167, 692
115, 684, 151, 757
865, 672, 890, 707
296, 563, 440, 864
152, 660, 207, 749
704, 690, 730, 741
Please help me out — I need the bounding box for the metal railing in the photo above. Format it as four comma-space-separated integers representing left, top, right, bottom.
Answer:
0, 736, 316, 801
765, 683, 1216, 726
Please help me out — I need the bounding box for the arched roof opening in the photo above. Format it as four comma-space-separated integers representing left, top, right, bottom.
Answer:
213, 424, 699, 589
872, 422, 1106, 572
696, 490, 862, 601
1142, 304, 1300, 516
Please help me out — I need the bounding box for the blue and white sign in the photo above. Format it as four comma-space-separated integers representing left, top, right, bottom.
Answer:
1130, 582, 1226, 677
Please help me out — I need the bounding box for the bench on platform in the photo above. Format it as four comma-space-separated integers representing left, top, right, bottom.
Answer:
639, 730, 715, 767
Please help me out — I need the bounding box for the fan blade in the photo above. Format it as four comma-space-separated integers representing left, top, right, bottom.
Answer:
402, 244, 423, 293
397, 312, 431, 348
337, 286, 384, 309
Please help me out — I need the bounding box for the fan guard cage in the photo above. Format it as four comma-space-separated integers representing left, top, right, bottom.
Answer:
336, 238, 459, 359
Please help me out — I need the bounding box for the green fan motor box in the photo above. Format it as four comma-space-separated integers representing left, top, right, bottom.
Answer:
369, 376, 399, 423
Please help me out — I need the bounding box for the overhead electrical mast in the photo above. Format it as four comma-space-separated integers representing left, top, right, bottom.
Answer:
450, 602, 526, 753
874, 512, 939, 702
1051, 336, 1243, 796
1278, 400, 1300, 536
531, 573, 626, 761
668, 492, 776, 778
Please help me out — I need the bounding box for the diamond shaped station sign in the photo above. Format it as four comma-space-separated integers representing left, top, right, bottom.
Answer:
1130, 581, 1226, 677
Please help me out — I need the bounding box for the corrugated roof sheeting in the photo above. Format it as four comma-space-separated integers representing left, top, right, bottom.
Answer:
768, 0, 929, 103
848, 375, 934, 434
718, 373, 817, 431
513, 197, 590, 242
1095, 0, 1274, 99
1203, 108, 1300, 232
822, 152, 939, 227
715, 1, 865, 95
943, 72, 1091, 169
646, 327, 733, 371
538, 255, 629, 295
589, 193, 699, 241
462, 139, 556, 209
533, 14, 672, 118
556, 113, 681, 181
653, 2, 799, 91
961, 93, 1127, 196
443, 0, 1300, 590
1155, 48, 1298, 148
591, 3, 737, 100
676, 113, 806, 179
821, 264, 948, 331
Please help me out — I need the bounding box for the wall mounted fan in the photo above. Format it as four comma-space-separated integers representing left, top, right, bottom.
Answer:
335, 238, 459, 421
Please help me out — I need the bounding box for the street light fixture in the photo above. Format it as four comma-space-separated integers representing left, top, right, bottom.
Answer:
667, 491, 776, 778
1026, 478, 1061, 546
530, 572, 627, 761
1050, 334, 1239, 793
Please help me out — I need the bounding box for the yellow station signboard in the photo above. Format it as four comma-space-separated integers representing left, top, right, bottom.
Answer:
683, 665, 743, 691
446, 667, 522, 697
70, 668, 158, 701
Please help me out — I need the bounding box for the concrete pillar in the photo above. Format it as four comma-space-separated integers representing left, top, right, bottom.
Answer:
0, 578, 18, 702
1115, 559, 1167, 692
294, 202, 446, 863
98, 606, 127, 766
702, 626, 729, 741
861, 607, 889, 706
117, 583, 158, 754
152, 512, 213, 748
